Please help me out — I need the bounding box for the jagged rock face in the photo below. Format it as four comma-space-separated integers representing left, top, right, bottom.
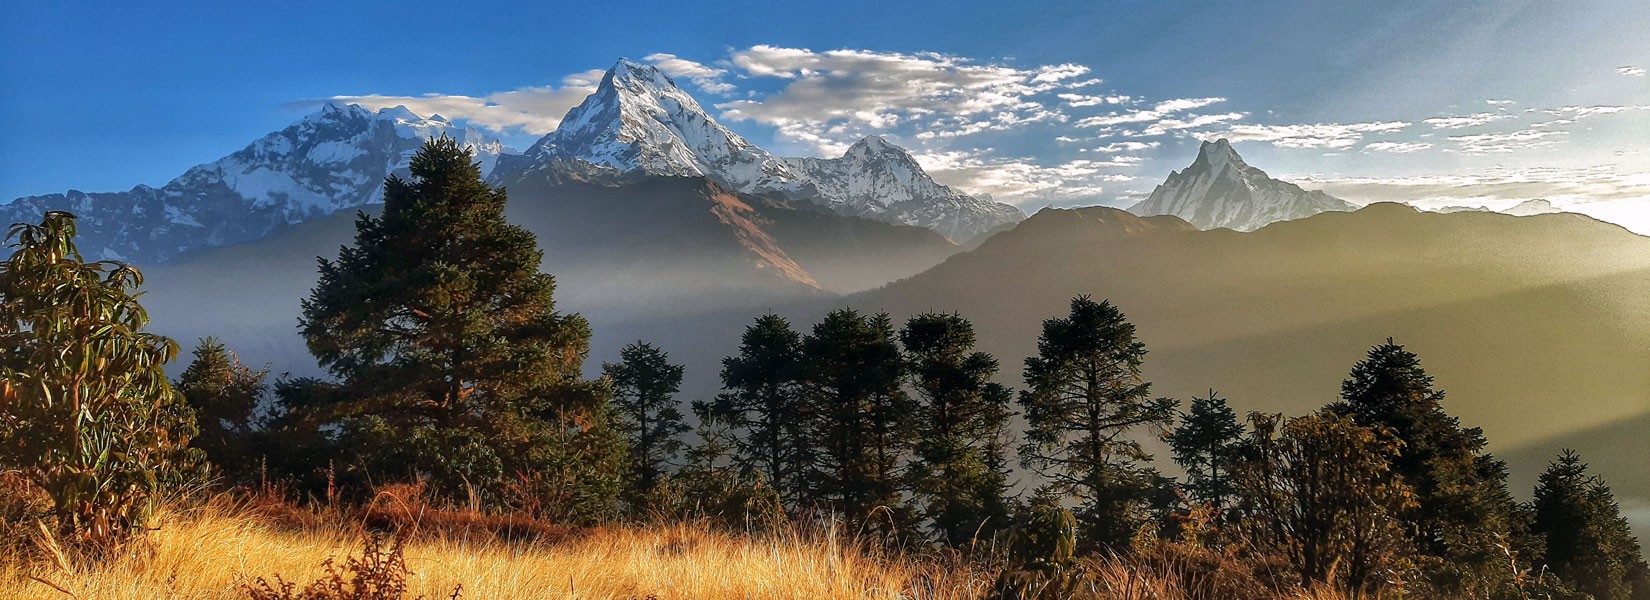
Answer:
0, 103, 507, 263
1128, 139, 1355, 231
498, 59, 1023, 241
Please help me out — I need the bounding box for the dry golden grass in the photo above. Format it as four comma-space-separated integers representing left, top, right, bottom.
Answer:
0, 499, 994, 600
0, 496, 1372, 600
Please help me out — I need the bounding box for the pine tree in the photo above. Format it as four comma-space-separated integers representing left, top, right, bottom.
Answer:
900, 312, 1014, 546
603, 341, 689, 507
1530, 450, 1650, 600
1018, 296, 1176, 549
704, 314, 808, 506
799, 309, 912, 528
1165, 390, 1244, 515
0, 211, 201, 552
296, 136, 616, 505
176, 337, 268, 483
1329, 338, 1516, 587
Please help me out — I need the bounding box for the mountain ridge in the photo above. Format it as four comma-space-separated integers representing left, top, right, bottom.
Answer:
1, 103, 508, 263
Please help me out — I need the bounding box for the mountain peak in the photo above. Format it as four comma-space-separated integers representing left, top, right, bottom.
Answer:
1129, 139, 1353, 231
1195, 138, 1245, 173
607, 58, 678, 90
846, 135, 911, 160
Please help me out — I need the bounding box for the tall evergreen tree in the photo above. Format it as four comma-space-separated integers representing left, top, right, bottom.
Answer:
799, 309, 912, 527
0, 211, 200, 552
1531, 450, 1650, 600
296, 136, 617, 506
1018, 296, 1176, 549
900, 312, 1014, 546
1329, 339, 1516, 588
176, 337, 268, 482
603, 341, 689, 506
705, 314, 808, 506
1165, 390, 1244, 515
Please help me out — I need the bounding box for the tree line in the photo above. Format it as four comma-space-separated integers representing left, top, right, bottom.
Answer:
2, 138, 1645, 599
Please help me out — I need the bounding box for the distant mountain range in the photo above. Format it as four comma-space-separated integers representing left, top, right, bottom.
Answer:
1128, 139, 1356, 231
2, 59, 1022, 263
0, 104, 506, 262
496, 58, 1023, 241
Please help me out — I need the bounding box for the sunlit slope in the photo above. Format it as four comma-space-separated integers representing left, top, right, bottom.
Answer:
855, 202, 1650, 504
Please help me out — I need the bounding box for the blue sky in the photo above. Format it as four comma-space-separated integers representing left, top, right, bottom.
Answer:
4, 1, 1648, 227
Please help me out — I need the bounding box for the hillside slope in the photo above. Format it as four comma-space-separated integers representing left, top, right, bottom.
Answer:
853, 203, 1650, 523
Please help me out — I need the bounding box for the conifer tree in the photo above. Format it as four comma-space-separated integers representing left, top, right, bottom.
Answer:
900, 312, 1014, 546
0, 211, 200, 552
604, 341, 689, 505
296, 136, 616, 506
1329, 338, 1516, 587
1530, 450, 1650, 600
1165, 390, 1244, 515
705, 314, 808, 506
176, 337, 268, 482
1018, 296, 1176, 549
799, 309, 912, 527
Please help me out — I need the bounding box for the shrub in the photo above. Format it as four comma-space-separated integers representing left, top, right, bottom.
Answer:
242, 532, 460, 600
0, 211, 201, 554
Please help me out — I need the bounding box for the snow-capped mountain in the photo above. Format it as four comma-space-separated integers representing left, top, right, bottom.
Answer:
778, 136, 1024, 242
496, 59, 1022, 241
1, 103, 507, 263
1128, 139, 1355, 231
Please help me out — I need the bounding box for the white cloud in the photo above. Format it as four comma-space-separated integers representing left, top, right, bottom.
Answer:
717, 45, 1093, 152
1447, 128, 1568, 154
321, 70, 604, 136
1058, 93, 1131, 107
1423, 112, 1514, 129
1486, 99, 1517, 106
1365, 141, 1433, 153
1216, 121, 1410, 149
1142, 112, 1244, 136
1295, 166, 1650, 208
913, 150, 1134, 204
1087, 141, 1160, 153
643, 53, 734, 93
1075, 97, 1230, 129
1617, 66, 1647, 77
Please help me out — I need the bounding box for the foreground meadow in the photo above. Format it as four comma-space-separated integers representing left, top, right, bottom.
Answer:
1, 493, 1378, 600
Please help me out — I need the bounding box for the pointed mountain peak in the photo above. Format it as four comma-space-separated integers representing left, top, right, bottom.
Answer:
1195, 138, 1246, 172
605, 58, 683, 93
846, 135, 912, 160
1128, 138, 1352, 231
